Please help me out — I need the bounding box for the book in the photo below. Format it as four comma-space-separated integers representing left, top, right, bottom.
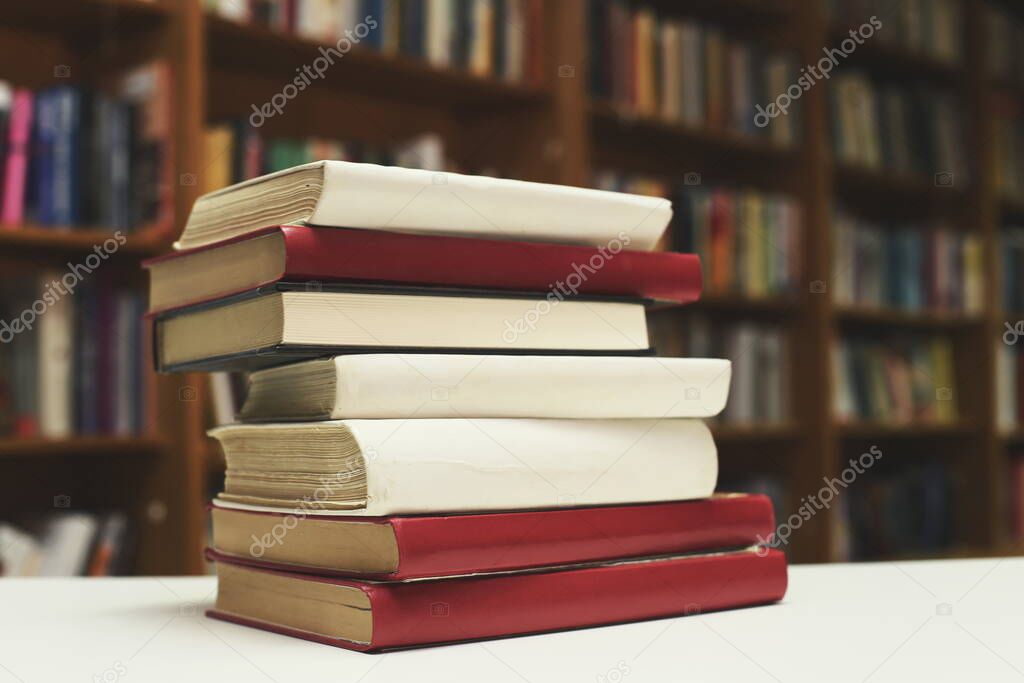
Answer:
144, 225, 702, 313
208, 547, 787, 651
1, 89, 32, 225
36, 513, 99, 576
828, 0, 963, 65
1004, 228, 1024, 313
153, 287, 650, 372
209, 417, 717, 513
175, 161, 672, 252
238, 354, 729, 420
209, 494, 775, 579
38, 272, 74, 438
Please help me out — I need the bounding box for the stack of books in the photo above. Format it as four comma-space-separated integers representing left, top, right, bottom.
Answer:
146, 161, 787, 651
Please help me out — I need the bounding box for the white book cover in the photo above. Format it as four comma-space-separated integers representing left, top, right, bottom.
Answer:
213, 418, 718, 516
182, 161, 673, 251
308, 161, 672, 249
242, 354, 731, 420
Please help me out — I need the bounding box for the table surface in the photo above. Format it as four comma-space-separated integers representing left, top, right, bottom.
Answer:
1, 558, 1022, 683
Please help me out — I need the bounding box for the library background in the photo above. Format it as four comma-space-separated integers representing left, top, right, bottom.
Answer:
0, 0, 1023, 575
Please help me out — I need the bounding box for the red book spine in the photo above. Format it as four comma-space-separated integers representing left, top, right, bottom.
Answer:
282, 226, 701, 303
391, 495, 776, 578
144, 225, 703, 312
210, 549, 788, 651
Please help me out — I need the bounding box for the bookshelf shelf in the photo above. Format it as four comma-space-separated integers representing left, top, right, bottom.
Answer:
834, 164, 968, 207
1002, 430, 1024, 444
689, 294, 802, 316
2, 0, 172, 36
205, 16, 549, 110
0, 437, 165, 459
0, 223, 173, 257
643, 0, 793, 24
827, 28, 964, 83
712, 424, 802, 442
589, 102, 799, 163
1000, 195, 1024, 218
0, 0, 1013, 572
833, 305, 985, 330
836, 421, 977, 439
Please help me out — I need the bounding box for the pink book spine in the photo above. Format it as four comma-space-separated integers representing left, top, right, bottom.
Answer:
2, 89, 33, 227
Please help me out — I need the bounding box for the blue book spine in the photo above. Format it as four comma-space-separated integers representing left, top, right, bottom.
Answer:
51, 87, 82, 227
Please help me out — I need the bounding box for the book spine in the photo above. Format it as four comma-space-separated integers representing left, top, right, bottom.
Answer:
1, 89, 32, 226
367, 550, 787, 650
390, 496, 776, 578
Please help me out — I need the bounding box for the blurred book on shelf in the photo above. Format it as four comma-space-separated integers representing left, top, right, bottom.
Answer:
0, 512, 132, 577
0, 274, 149, 439
204, 124, 455, 191
208, 372, 248, 428
832, 211, 983, 314
834, 459, 954, 561
650, 315, 789, 427
832, 335, 957, 424
996, 341, 1022, 433
0, 62, 173, 231
1004, 227, 1024, 313
994, 97, 1023, 201
830, 72, 967, 181
204, 0, 543, 83
588, 0, 800, 147
595, 173, 801, 299
826, 0, 963, 64
985, 3, 1024, 86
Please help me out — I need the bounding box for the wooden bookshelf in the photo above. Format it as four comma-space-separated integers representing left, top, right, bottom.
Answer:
1, 0, 1020, 573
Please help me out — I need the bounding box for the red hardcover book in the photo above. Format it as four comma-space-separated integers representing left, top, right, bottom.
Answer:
142, 225, 702, 314
208, 494, 777, 580
1, 89, 33, 226
208, 548, 787, 652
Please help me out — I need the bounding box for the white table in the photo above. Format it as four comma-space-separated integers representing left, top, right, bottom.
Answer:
1, 558, 1022, 683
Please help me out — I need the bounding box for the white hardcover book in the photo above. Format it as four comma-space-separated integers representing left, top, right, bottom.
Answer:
211, 418, 718, 515
38, 276, 73, 438
426, 0, 452, 66
177, 161, 672, 251
239, 354, 731, 420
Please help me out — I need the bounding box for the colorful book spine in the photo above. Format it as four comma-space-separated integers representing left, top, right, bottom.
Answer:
1, 88, 32, 226
832, 211, 984, 314
833, 335, 958, 424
